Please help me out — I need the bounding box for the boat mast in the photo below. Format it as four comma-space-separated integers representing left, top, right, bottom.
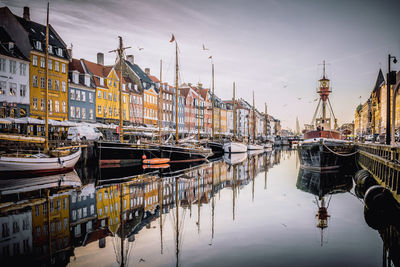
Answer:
159, 60, 163, 144
109, 37, 130, 143
211, 63, 215, 139
44, 3, 49, 152
321, 61, 327, 124
159, 179, 164, 254
197, 170, 201, 234
264, 103, 268, 138
253, 91, 256, 144
175, 42, 179, 144
233, 82, 236, 141
175, 178, 179, 267
197, 94, 200, 145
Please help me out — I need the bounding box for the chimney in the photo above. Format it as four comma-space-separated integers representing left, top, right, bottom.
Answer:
23, 7, 30, 21
126, 55, 134, 65
97, 52, 104, 65
67, 48, 72, 59
145, 68, 150, 75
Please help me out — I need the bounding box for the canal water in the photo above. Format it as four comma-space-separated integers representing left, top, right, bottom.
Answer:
0, 148, 395, 266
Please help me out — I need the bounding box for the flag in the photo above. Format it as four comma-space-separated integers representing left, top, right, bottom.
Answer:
169, 34, 175, 43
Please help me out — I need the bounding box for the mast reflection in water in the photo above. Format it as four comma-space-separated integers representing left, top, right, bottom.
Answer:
0, 148, 394, 266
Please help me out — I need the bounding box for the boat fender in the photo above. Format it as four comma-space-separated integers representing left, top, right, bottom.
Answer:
356, 174, 376, 198
363, 205, 390, 230
353, 169, 370, 183
364, 185, 397, 215
142, 154, 147, 160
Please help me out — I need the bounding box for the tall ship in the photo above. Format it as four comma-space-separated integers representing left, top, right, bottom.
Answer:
298, 61, 354, 171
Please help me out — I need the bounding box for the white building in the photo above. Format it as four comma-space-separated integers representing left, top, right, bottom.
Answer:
0, 210, 33, 259
0, 27, 30, 118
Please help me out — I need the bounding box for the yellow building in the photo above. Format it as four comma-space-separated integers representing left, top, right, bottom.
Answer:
143, 87, 158, 126
32, 191, 70, 255
214, 107, 221, 135
220, 108, 227, 134
82, 59, 129, 124
144, 177, 159, 212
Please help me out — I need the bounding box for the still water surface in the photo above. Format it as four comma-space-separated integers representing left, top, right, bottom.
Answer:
0, 148, 393, 266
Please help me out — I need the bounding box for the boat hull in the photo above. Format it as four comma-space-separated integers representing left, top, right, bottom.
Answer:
247, 144, 264, 150
0, 148, 81, 176
96, 142, 212, 167
298, 138, 354, 171
223, 142, 247, 153
206, 141, 224, 154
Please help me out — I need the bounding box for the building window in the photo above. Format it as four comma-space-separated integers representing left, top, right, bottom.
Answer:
32, 98, 38, 110
9, 60, 16, 74
0, 58, 6, 71
40, 57, 45, 68
32, 75, 37, 87
62, 101, 66, 113
35, 41, 42, 50
70, 106, 75, 118
57, 48, 63, 57
82, 107, 86, 119
109, 107, 112, 116
9, 83, 16, 96
103, 91, 107, 99
48, 79, 52, 90
123, 95, 126, 103
63, 197, 67, 210
20, 63, 26, 76
70, 89, 75, 100
104, 106, 107, 116
98, 105, 101, 114
61, 63, 66, 73
0, 81, 5, 95
90, 204, 94, 215
48, 99, 52, 113
100, 77, 104, 86
55, 61, 59, 71
109, 92, 112, 100
90, 109, 93, 120
62, 81, 66, 92
48, 59, 52, 70
55, 100, 59, 113
76, 107, 81, 118
72, 210, 76, 220
83, 207, 87, 217
40, 77, 45, 89
55, 80, 60, 91
114, 108, 117, 116
73, 72, 79, 84
98, 90, 101, 99
20, 85, 26, 97
63, 218, 67, 230
89, 92, 93, 103
81, 91, 86, 102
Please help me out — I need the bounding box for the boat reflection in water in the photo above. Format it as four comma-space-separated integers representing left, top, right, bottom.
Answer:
0, 149, 285, 266
296, 167, 353, 246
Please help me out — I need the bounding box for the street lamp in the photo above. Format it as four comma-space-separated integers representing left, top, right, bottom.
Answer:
386, 54, 397, 145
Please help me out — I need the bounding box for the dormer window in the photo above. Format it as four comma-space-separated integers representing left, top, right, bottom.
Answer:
56, 48, 63, 57
134, 84, 138, 90
84, 74, 90, 87
35, 41, 42, 50
128, 83, 131, 89
122, 84, 126, 91
8, 42, 14, 50
48, 45, 53, 54
99, 77, 104, 86
73, 71, 79, 84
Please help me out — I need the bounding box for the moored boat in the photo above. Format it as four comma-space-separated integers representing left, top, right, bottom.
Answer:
298, 61, 354, 171
223, 141, 248, 153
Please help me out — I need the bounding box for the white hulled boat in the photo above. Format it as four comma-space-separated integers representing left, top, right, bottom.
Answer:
247, 91, 264, 151
223, 82, 248, 153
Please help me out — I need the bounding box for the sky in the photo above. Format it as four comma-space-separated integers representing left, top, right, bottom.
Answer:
2, 0, 400, 130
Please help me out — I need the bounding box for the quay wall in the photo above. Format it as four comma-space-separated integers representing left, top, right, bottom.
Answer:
357, 143, 400, 204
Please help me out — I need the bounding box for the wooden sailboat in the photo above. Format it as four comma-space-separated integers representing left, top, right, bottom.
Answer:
0, 3, 81, 176
223, 82, 247, 153
247, 91, 263, 150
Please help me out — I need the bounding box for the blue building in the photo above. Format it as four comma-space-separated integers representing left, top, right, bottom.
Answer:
172, 87, 185, 133
69, 184, 97, 245
68, 58, 96, 122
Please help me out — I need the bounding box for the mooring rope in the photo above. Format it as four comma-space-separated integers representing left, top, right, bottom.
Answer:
322, 140, 359, 157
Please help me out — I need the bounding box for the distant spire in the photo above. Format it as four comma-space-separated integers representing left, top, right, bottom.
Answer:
373, 68, 385, 92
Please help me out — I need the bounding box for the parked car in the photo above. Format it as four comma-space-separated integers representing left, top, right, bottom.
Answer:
67, 126, 103, 141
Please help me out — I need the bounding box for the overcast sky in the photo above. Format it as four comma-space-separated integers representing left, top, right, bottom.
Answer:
2, 0, 400, 129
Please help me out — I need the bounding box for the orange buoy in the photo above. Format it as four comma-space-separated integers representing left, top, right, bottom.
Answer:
143, 158, 170, 164
143, 163, 170, 169
142, 154, 147, 160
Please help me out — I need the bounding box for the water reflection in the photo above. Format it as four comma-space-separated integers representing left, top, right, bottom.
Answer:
0, 149, 284, 266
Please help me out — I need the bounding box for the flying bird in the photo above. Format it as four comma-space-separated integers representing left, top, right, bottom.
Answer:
282, 85, 288, 88
314, 98, 318, 101
297, 97, 302, 100
202, 44, 209, 50
137, 46, 144, 51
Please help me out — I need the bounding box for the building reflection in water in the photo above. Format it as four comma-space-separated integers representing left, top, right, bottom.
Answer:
296, 168, 353, 246
0, 148, 291, 266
